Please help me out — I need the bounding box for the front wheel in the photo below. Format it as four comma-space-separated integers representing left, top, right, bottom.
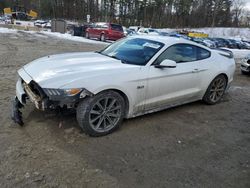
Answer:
77, 91, 125, 137
241, 70, 249, 75
203, 75, 227, 105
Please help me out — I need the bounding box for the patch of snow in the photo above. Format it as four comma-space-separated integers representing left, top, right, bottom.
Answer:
0, 27, 17, 33
41, 31, 110, 45
32, 33, 49, 38
0, 27, 109, 45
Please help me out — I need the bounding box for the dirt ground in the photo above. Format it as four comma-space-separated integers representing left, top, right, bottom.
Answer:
0, 31, 249, 188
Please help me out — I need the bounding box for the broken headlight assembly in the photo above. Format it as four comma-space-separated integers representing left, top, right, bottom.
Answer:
43, 88, 82, 96
43, 88, 92, 99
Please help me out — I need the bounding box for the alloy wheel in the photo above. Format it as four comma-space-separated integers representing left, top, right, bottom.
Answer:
209, 77, 226, 103
89, 97, 121, 133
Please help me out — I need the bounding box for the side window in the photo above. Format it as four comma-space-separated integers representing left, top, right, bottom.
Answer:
156, 44, 197, 64
96, 24, 103, 28
96, 23, 108, 29
101, 24, 109, 29
155, 44, 211, 64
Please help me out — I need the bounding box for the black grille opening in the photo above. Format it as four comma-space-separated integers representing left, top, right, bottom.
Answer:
28, 81, 46, 98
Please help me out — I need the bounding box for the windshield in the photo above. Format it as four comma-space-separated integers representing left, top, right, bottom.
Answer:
99, 38, 164, 66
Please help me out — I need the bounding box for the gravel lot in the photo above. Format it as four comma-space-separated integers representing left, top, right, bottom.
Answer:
0, 31, 249, 188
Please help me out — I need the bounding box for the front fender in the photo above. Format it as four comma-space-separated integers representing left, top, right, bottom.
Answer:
91, 85, 134, 118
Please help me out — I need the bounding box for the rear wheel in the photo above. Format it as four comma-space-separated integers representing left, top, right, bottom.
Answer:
100, 34, 106, 42
77, 91, 125, 137
85, 32, 89, 39
203, 75, 227, 105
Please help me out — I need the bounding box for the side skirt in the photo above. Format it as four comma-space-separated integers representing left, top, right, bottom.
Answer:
128, 98, 201, 119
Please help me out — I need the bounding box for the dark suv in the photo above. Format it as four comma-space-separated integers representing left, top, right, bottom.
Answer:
85, 22, 124, 41
72, 24, 93, 37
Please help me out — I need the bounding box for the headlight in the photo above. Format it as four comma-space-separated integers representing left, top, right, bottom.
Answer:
44, 88, 82, 97
64, 88, 82, 96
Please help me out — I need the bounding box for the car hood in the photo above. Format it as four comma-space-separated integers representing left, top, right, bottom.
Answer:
21, 52, 137, 88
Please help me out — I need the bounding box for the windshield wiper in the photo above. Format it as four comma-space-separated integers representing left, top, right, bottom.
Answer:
110, 55, 120, 60
110, 55, 130, 64
99, 53, 130, 64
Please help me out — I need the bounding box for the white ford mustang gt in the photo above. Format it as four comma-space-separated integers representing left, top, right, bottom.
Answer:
12, 36, 236, 136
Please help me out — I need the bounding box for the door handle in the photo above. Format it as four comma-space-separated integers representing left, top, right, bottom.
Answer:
192, 69, 199, 73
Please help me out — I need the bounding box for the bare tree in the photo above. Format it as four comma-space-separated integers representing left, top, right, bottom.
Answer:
232, 0, 245, 26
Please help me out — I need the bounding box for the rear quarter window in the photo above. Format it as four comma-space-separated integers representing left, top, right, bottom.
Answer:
111, 24, 123, 32
197, 47, 211, 60
96, 23, 108, 29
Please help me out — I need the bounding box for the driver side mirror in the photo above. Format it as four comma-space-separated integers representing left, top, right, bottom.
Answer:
155, 59, 177, 68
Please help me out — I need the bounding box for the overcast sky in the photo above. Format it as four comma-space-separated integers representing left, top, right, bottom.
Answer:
243, 0, 250, 10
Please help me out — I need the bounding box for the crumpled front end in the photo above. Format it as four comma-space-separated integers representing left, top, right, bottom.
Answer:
11, 71, 51, 126
11, 68, 92, 126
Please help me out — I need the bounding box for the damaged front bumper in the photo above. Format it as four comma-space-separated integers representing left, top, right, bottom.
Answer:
11, 77, 26, 126
11, 75, 92, 126
11, 97, 24, 126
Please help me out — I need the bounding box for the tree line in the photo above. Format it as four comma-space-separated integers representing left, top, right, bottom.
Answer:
0, 0, 249, 27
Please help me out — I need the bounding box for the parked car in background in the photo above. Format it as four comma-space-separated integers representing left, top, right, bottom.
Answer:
190, 37, 216, 48
202, 39, 217, 48
128, 26, 140, 32
125, 28, 138, 36
85, 22, 124, 41
137, 28, 160, 35
158, 31, 169, 36
72, 24, 92, 37
12, 36, 235, 136
213, 38, 229, 48
44, 21, 51, 29
168, 33, 191, 40
207, 38, 219, 48
123, 26, 127, 36
235, 40, 249, 49
0, 16, 5, 22
1, 15, 12, 24
225, 39, 239, 49
34, 20, 48, 28
243, 41, 250, 49
241, 54, 250, 75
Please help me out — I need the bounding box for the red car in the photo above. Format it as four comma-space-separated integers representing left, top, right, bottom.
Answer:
85, 22, 124, 41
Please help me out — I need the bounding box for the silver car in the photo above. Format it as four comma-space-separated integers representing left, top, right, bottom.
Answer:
11, 36, 235, 137
241, 54, 250, 74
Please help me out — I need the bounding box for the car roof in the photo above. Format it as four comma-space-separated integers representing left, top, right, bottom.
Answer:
129, 35, 210, 50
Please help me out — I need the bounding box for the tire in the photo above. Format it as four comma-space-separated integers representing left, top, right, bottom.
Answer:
203, 75, 227, 105
76, 91, 125, 137
100, 34, 106, 42
241, 70, 249, 75
85, 32, 89, 39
